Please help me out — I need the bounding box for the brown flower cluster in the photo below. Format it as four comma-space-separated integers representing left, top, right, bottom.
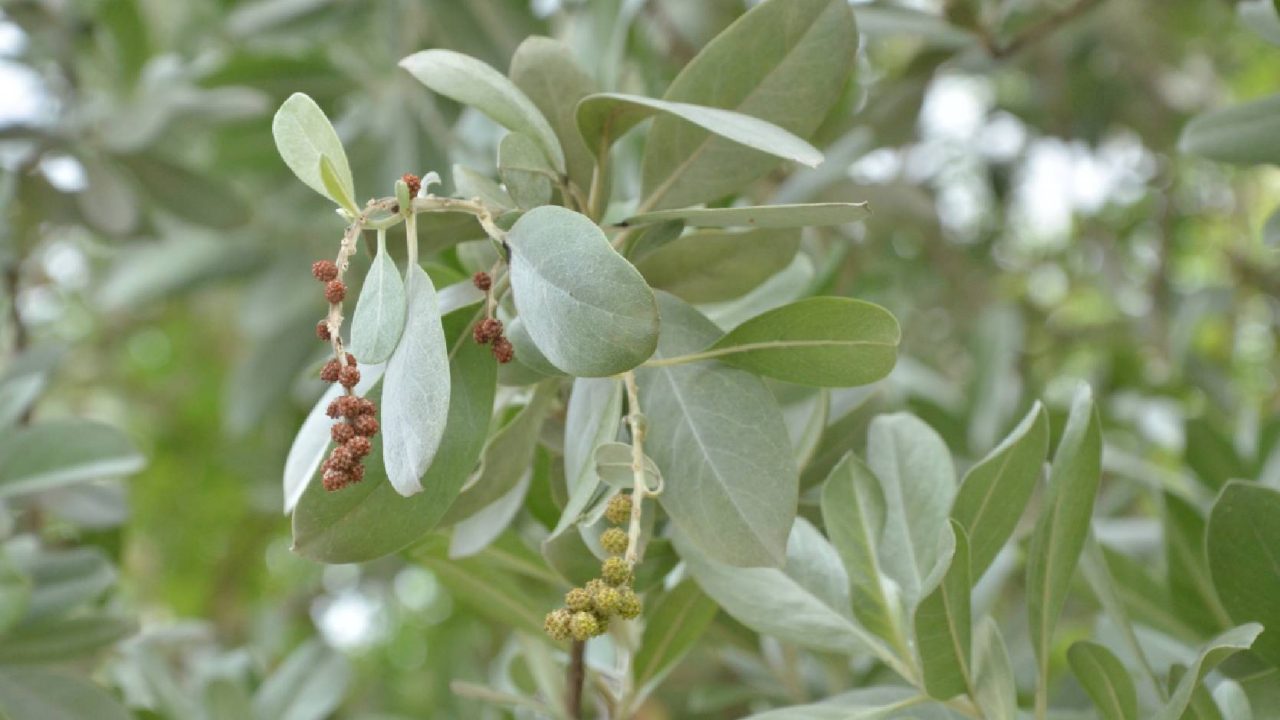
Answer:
312, 258, 378, 491
471, 271, 514, 364
544, 494, 642, 642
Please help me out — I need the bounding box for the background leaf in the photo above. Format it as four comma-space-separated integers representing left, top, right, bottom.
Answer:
1179, 94, 1280, 165
972, 618, 1017, 720
632, 580, 719, 700
1207, 481, 1280, 667
0, 667, 132, 720
1152, 624, 1263, 720
623, 202, 869, 229
0, 420, 145, 499
509, 36, 597, 194
498, 132, 554, 209
1068, 640, 1138, 720
635, 228, 799, 304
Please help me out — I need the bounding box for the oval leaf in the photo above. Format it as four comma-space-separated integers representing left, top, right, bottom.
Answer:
508, 206, 659, 376
702, 297, 900, 387
1208, 481, 1280, 667
638, 293, 798, 567
271, 93, 356, 206
349, 245, 407, 364
398, 49, 564, 172
381, 265, 452, 496
1179, 94, 1280, 166
0, 420, 145, 499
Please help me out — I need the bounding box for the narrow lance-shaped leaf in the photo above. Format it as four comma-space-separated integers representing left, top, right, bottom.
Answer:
1151, 624, 1263, 720
577, 92, 823, 167
0, 667, 133, 720
1068, 641, 1138, 720
507, 206, 659, 377
381, 265, 452, 496
1164, 492, 1232, 634
622, 203, 869, 229
0, 420, 145, 499
271, 93, 356, 207
950, 402, 1049, 580
1178, 94, 1280, 166
694, 297, 900, 388
1207, 481, 1280, 667
399, 49, 564, 172
638, 293, 798, 567
915, 521, 972, 701
973, 618, 1018, 720
349, 232, 407, 364
1026, 384, 1103, 682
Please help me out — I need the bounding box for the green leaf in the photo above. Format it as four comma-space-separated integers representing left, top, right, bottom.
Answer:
698, 297, 899, 387
972, 618, 1017, 720
1179, 94, 1280, 166
1213, 680, 1253, 720
915, 521, 972, 701
448, 467, 533, 559
0, 667, 132, 720
1152, 625, 1263, 720
381, 265, 452, 496
0, 615, 135, 663
291, 308, 495, 563
594, 442, 662, 492
76, 154, 138, 236
950, 402, 1049, 580
452, 165, 514, 210
509, 36, 597, 193
507, 206, 659, 376
855, 5, 979, 48
632, 580, 719, 699
1068, 641, 1138, 720
399, 49, 564, 172
638, 0, 856, 209
549, 378, 623, 536
635, 228, 799, 304
438, 382, 556, 524
1026, 384, 1103, 678
0, 551, 29, 635
251, 641, 351, 720
21, 547, 116, 623
866, 413, 956, 607
0, 346, 59, 429
819, 453, 903, 651
638, 293, 798, 567
577, 92, 823, 167
318, 154, 357, 214
348, 238, 407, 365
739, 685, 921, 719
675, 519, 887, 657
271, 92, 356, 206
622, 203, 869, 229
0, 420, 145, 499
1207, 481, 1280, 667
1164, 492, 1232, 634
498, 132, 554, 210
121, 153, 251, 229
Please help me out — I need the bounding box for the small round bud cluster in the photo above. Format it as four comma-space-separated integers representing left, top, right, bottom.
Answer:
402, 173, 421, 198
473, 271, 492, 292
543, 491, 643, 643
312, 260, 339, 282
324, 280, 346, 304
472, 316, 515, 364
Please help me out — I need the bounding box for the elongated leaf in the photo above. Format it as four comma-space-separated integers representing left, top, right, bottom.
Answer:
0, 346, 59, 429
1179, 94, 1280, 166
594, 442, 661, 491
508, 206, 659, 376
381, 265, 452, 496
915, 521, 972, 700
740, 687, 922, 720
1213, 680, 1253, 720
577, 92, 822, 167
349, 242, 407, 364
439, 382, 556, 524
0, 667, 132, 720
632, 580, 719, 699
318, 155, 356, 213
0, 420, 145, 499
452, 165, 514, 209
638, 0, 856, 209
21, 547, 115, 623
509, 36, 598, 193
282, 363, 385, 512
0, 615, 134, 663
498, 132, 553, 209
271, 93, 356, 205
973, 618, 1017, 720
449, 470, 532, 558
1026, 384, 1103, 676
0, 552, 29, 634
866, 413, 956, 607
122, 153, 251, 229
1165, 492, 1232, 634
820, 453, 902, 649
291, 308, 495, 562
623, 203, 869, 229
701, 298, 900, 387
635, 228, 800, 304
251, 641, 350, 720
1207, 481, 1280, 667
1069, 641, 1138, 720
1152, 625, 1263, 720
550, 378, 623, 535
675, 519, 886, 657
399, 49, 564, 171
950, 402, 1049, 580
638, 293, 798, 567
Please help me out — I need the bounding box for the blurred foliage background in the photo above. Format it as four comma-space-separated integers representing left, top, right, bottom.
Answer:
0, 0, 1277, 717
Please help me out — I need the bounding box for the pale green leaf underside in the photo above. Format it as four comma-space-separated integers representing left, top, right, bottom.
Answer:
349, 246, 407, 365
271, 92, 356, 206
1179, 93, 1280, 166
622, 203, 868, 229
595, 442, 662, 492
0, 419, 145, 499
498, 132, 554, 210
550, 378, 623, 536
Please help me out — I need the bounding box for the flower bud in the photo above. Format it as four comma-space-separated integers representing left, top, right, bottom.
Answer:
604, 494, 632, 525
569, 611, 602, 641
565, 587, 592, 612
338, 365, 360, 389
601, 557, 633, 587
600, 527, 628, 556
616, 588, 642, 620
491, 336, 514, 364
472, 271, 492, 292
324, 280, 346, 304
592, 586, 622, 616
312, 260, 339, 282
544, 608, 572, 642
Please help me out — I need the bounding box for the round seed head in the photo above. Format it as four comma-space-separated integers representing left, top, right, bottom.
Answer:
601, 557, 633, 587
600, 527, 628, 556
565, 587, 592, 613
544, 608, 572, 642
569, 611, 601, 641
616, 588, 642, 620
604, 494, 632, 525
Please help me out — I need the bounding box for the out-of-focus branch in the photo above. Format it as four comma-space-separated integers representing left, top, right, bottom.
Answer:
982, 0, 1107, 59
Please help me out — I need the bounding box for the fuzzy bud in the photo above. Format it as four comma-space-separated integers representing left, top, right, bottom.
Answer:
569, 611, 602, 641
472, 271, 492, 292
322, 469, 351, 492
604, 494, 632, 525
331, 422, 356, 444
349, 464, 365, 484
312, 260, 338, 282
353, 414, 380, 437
402, 173, 421, 198
544, 609, 572, 642
353, 397, 376, 416
600, 527, 628, 556
338, 365, 360, 389
601, 557, 633, 587
345, 436, 372, 459
491, 336, 514, 364
325, 399, 342, 418
592, 585, 622, 616
324, 280, 346, 304
473, 318, 503, 345
329, 445, 355, 472
565, 587, 593, 613
316, 320, 331, 341
333, 396, 360, 418
320, 359, 341, 383
616, 588, 642, 620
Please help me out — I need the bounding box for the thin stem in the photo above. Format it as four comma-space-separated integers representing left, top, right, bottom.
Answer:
1034, 669, 1048, 720
405, 210, 418, 269
587, 137, 610, 223
566, 640, 586, 720
4, 264, 32, 426
621, 371, 647, 564
987, 0, 1106, 59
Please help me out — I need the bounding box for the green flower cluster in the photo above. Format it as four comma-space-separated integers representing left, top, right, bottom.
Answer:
544, 494, 642, 642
